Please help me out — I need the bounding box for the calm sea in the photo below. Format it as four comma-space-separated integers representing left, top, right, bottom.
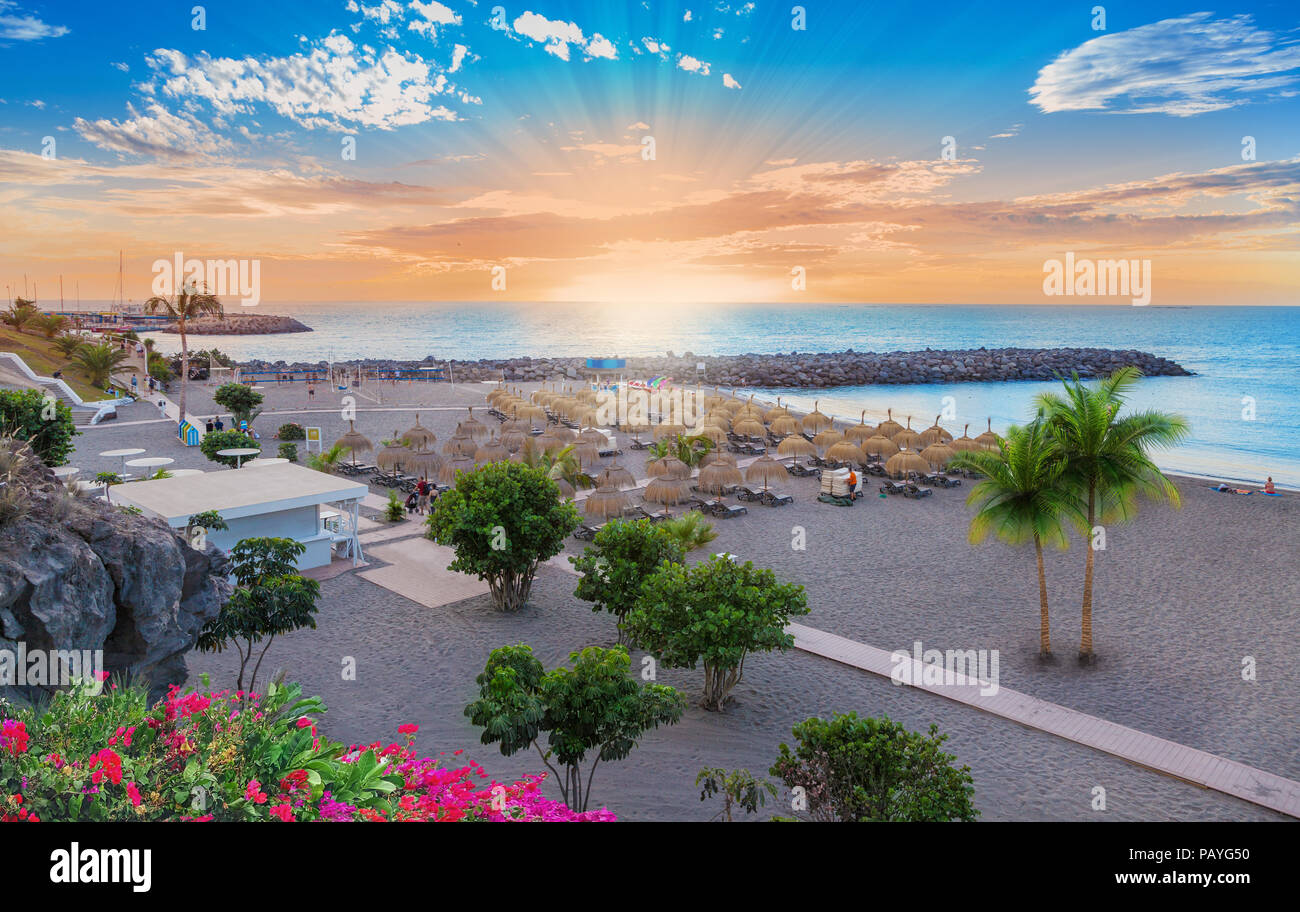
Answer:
129, 303, 1300, 489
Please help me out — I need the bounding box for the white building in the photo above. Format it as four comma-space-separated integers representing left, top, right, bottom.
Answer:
109, 463, 368, 570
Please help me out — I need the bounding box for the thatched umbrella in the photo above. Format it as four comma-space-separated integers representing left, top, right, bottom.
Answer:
513, 403, 547, 427
337, 421, 373, 467
862, 433, 901, 459
700, 412, 730, 431
695, 424, 727, 445
701, 449, 737, 468
845, 410, 875, 443
648, 455, 690, 479
731, 416, 765, 439
406, 448, 442, 480
745, 455, 788, 493
777, 434, 817, 461
585, 485, 631, 520
443, 430, 477, 457
597, 462, 636, 490
769, 414, 801, 437
697, 460, 743, 494
801, 400, 832, 433
501, 428, 527, 453
457, 407, 488, 442
886, 448, 931, 479
553, 477, 577, 501
919, 414, 953, 447
401, 413, 437, 450
577, 427, 607, 446
642, 476, 692, 515
975, 418, 1000, 450
653, 422, 686, 440
920, 442, 956, 469
891, 416, 923, 449
764, 398, 790, 422
826, 439, 867, 465
951, 423, 980, 452
535, 428, 562, 454
376, 432, 413, 473
572, 441, 601, 467
475, 435, 509, 464
813, 427, 844, 451
876, 408, 903, 438
438, 454, 474, 486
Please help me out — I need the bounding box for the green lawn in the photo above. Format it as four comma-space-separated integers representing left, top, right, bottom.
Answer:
0, 325, 112, 401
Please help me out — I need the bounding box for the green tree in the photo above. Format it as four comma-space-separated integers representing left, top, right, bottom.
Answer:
647, 433, 715, 469
72, 341, 130, 388
144, 282, 223, 420
305, 442, 346, 475
184, 510, 228, 550
277, 442, 298, 462
770, 713, 978, 822
464, 644, 685, 811
426, 461, 579, 612
196, 537, 321, 693
515, 439, 593, 492
199, 429, 258, 467
951, 421, 1079, 657
213, 382, 264, 425
1035, 367, 1189, 660
696, 767, 778, 821
1, 300, 38, 334
147, 351, 172, 384
30, 312, 68, 339
51, 333, 85, 357
0, 388, 77, 466
627, 555, 809, 711
570, 519, 686, 645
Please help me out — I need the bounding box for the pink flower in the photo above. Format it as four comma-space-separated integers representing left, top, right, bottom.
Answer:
126, 782, 143, 807
269, 803, 294, 822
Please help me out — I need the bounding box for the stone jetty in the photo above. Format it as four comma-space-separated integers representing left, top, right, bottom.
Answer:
158, 313, 311, 335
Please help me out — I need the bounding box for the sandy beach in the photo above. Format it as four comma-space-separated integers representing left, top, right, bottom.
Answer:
70, 376, 1300, 820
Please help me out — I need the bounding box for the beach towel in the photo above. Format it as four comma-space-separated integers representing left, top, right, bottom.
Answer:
1208, 485, 1252, 495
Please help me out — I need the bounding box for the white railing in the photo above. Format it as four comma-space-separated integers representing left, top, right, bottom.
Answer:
0, 351, 132, 410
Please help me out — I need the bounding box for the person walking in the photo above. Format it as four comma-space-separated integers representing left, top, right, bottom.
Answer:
417, 477, 431, 514
206, 417, 215, 434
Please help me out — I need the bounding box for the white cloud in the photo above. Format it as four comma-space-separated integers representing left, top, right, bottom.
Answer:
641, 36, 669, 58
408, 0, 461, 36
626, 121, 650, 130
677, 54, 711, 76
111, 61, 129, 72
147, 35, 464, 130
586, 33, 617, 60
1030, 13, 1300, 116
449, 43, 469, 72
722, 73, 741, 90
683, 10, 692, 21
73, 102, 230, 159
511, 11, 618, 62
0, 1, 68, 40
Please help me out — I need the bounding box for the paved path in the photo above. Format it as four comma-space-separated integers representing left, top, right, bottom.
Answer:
788, 622, 1300, 819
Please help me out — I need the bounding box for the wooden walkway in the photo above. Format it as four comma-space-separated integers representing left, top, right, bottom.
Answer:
788, 623, 1300, 818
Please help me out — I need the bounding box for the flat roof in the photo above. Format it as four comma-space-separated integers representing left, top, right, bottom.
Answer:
109, 462, 368, 524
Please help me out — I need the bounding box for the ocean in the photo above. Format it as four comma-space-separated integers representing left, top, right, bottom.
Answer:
132, 302, 1300, 489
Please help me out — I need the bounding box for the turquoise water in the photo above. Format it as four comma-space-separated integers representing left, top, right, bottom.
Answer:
129, 302, 1300, 488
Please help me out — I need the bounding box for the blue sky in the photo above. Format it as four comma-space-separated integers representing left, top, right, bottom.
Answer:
1, 1, 1298, 303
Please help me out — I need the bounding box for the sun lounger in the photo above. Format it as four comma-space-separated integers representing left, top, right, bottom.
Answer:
688, 495, 720, 512
879, 480, 907, 495
864, 463, 887, 477
710, 503, 748, 519
630, 438, 651, 450
573, 522, 605, 541
736, 486, 764, 502
761, 491, 794, 507
902, 483, 933, 498
924, 473, 961, 488
786, 462, 819, 477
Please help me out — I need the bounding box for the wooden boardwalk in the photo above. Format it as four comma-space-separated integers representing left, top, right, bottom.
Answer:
788, 623, 1300, 818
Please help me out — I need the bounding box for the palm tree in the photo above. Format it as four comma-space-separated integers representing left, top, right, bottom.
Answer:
306, 443, 347, 475
1, 301, 38, 334
30, 313, 68, 339
952, 421, 1078, 658
1035, 367, 1190, 661
144, 282, 223, 419
648, 433, 715, 469
51, 333, 84, 357
516, 439, 594, 492
73, 342, 130, 388
661, 511, 719, 552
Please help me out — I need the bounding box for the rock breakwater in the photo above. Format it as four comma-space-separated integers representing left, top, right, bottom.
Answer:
159, 314, 311, 335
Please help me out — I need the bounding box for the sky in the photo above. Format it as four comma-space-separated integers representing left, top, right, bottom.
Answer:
0, 0, 1298, 306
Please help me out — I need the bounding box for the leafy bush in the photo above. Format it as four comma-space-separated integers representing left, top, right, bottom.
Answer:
0, 388, 77, 466
147, 351, 172, 383
213, 383, 263, 424
200, 429, 258, 467
570, 519, 685, 644
427, 462, 579, 612
278, 442, 298, 462
278, 423, 305, 440
0, 678, 614, 821
627, 555, 809, 711
770, 713, 978, 822
386, 488, 406, 522
696, 767, 778, 821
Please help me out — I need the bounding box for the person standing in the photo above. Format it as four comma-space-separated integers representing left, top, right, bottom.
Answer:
417, 477, 430, 514
206, 417, 215, 434
215, 416, 224, 431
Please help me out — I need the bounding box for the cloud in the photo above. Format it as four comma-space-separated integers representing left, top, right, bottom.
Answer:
677, 54, 710, 76
146, 35, 465, 130
449, 43, 469, 72
683, 10, 692, 21
73, 102, 231, 160
722, 73, 741, 90
111, 61, 129, 72
0, 1, 68, 40
1030, 13, 1300, 116
408, 0, 461, 36
511, 11, 616, 61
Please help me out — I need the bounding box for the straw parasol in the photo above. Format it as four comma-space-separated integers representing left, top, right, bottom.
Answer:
552, 477, 576, 501
401, 413, 437, 450
439, 454, 475, 485
535, 428, 562, 454
732, 416, 766, 438
777, 434, 817, 460
745, 455, 788, 492
585, 485, 631, 520
695, 424, 727, 445
443, 430, 477, 457
861, 433, 901, 459
653, 422, 686, 440
813, 427, 844, 451
642, 476, 692, 514
513, 403, 547, 427
700, 412, 730, 431
919, 414, 953, 447
376, 432, 412, 472
825, 439, 867, 465
801, 400, 832, 433
457, 407, 488, 442
951, 423, 980, 452
845, 410, 875, 443
648, 455, 691, 479
769, 414, 801, 436
975, 418, 999, 450
572, 441, 601, 467
501, 429, 527, 453
886, 448, 931, 479
337, 421, 373, 466
920, 442, 956, 469
891, 416, 923, 449
475, 435, 509, 464
406, 448, 442, 480
876, 408, 903, 438
764, 398, 790, 422
597, 462, 636, 490
697, 460, 743, 494
701, 449, 737, 468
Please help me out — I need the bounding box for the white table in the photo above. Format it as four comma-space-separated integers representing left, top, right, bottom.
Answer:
216, 447, 261, 468
167, 469, 205, 477
245, 457, 289, 468
125, 457, 175, 478
52, 466, 80, 485
100, 447, 146, 476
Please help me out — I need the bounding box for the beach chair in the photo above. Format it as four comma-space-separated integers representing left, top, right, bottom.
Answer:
630, 437, 650, 450
761, 490, 794, 507
902, 483, 934, 499
786, 462, 819, 477
573, 522, 605, 541
880, 480, 907, 496
688, 495, 720, 513
925, 473, 961, 488
736, 486, 764, 502
623, 505, 670, 522
864, 463, 887, 477
710, 503, 748, 519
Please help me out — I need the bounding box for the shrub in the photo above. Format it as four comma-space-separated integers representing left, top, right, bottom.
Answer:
213, 382, 263, 425
770, 713, 978, 822
200, 429, 258, 467
278, 442, 298, 462
0, 388, 77, 466
696, 767, 778, 821
278, 422, 305, 440
427, 462, 579, 612
147, 351, 172, 383
465, 644, 684, 811
0, 678, 614, 821
570, 519, 685, 645
627, 555, 809, 711
385, 488, 406, 522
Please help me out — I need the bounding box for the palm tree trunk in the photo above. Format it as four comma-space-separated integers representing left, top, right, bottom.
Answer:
1034, 533, 1051, 657
178, 321, 190, 421
1080, 482, 1096, 660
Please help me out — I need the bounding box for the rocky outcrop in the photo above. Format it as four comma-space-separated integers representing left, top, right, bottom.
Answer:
0, 454, 231, 704
158, 314, 311, 335
240, 347, 1191, 389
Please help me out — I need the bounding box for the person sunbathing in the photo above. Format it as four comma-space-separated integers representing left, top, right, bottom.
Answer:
1264, 477, 1276, 494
